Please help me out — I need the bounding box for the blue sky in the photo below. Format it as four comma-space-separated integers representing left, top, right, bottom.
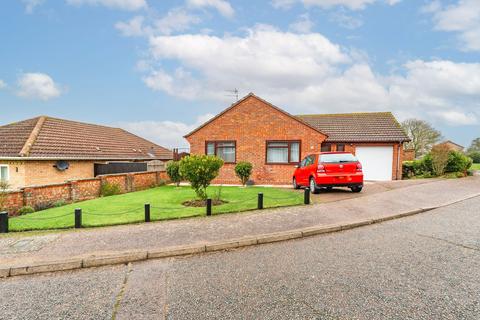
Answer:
1, 0, 479, 148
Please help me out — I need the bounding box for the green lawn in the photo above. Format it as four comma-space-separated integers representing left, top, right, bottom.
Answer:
472, 163, 480, 171
9, 186, 303, 232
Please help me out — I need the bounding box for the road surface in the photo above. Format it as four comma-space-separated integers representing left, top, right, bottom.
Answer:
1, 196, 479, 319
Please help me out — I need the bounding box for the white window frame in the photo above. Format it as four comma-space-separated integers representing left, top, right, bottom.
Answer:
0, 165, 9, 182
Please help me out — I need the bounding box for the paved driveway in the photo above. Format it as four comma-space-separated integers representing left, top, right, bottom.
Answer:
307, 178, 440, 203
1, 195, 479, 319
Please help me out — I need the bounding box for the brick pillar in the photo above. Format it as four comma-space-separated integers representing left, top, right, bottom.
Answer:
23, 187, 34, 208
70, 181, 78, 202
126, 174, 134, 192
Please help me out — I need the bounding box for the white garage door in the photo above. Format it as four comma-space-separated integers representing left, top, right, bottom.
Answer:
355, 146, 393, 181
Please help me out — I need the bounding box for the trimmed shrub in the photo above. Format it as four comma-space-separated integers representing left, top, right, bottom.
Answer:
445, 151, 472, 173
179, 155, 224, 200
53, 200, 67, 207
403, 158, 432, 179
166, 161, 182, 187
235, 161, 253, 186
18, 206, 35, 215
431, 145, 450, 176
100, 182, 122, 197
468, 151, 480, 164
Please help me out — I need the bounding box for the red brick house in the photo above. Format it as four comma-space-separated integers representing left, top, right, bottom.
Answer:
184, 93, 410, 184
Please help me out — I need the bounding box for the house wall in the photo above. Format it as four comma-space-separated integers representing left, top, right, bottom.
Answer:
24, 161, 94, 187
186, 95, 327, 185
2, 170, 169, 216
0, 161, 26, 190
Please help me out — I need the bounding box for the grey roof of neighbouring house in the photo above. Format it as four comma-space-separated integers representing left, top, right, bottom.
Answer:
296, 112, 410, 143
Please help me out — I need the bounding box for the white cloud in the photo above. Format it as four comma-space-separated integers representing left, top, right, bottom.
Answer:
66, 0, 147, 11
16, 73, 62, 101
187, 0, 234, 17
427, 0, 480, 51
115, 9, 201, 37
115, 16, 146, 37
138, 26, 480, 128
433, 110, 478, 126
21, 0, 44, 13
118, 113, 215, 148
329, 9, 363, 29
0, 80, 6, 89
289, 13, 314, 33
152, 8, 201, 35
271, 0, 401, 10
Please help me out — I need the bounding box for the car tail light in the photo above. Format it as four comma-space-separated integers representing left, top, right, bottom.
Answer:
356, 163, 362, 172
317, 164, 325, 173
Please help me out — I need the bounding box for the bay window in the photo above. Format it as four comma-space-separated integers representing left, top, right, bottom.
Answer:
206, 141, 236, 163
266, 141, 300, 164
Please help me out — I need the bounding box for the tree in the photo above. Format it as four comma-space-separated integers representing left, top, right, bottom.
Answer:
401, 119, 442, 158
179, 155, 224, 200
467, 137, 480, 153
166, 161, 182, 187
235, 161, 253, 186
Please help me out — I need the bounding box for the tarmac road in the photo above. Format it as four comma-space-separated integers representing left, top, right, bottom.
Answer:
1, 195, 479, 319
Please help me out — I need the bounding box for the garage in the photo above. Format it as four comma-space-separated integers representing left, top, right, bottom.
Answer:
355, 146, 393, 181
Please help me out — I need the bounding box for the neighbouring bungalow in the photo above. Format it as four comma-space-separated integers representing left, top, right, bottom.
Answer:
184, 93, 410, 185
0, 116, 173, 190
434, 140, 464, 152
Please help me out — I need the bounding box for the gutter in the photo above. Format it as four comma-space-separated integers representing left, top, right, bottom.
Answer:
0, 157, 171, 161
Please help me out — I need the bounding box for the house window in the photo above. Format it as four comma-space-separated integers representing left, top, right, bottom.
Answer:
266, 141, 300, 164
336, 144, 345, 152
321, 143, 332, 152
206, 141, 236, 163
0, 165, 8, 182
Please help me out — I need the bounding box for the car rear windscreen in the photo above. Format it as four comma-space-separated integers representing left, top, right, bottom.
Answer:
320, 154, 358, 163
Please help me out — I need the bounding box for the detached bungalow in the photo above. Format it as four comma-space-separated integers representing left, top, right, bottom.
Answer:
0, 116, 172, 190
185, 93, 410, 184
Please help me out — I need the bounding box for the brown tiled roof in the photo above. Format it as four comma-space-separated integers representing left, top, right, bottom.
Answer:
0, 116, 173, 160
296, 112, 410, 142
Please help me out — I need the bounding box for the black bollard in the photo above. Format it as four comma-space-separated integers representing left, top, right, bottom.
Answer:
144, 203, 151, 222
304, 188, 310, 205
206, 199, 212, 216
258, 193, 264, 210
74, 208, 82, 228
0, 212, 8, 233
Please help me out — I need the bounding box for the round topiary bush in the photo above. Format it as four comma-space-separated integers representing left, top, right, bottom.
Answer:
179, 155, 224, 200
235, 161, 253, 186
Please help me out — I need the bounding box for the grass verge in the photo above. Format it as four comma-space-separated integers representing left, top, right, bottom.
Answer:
9, 186, 303, 232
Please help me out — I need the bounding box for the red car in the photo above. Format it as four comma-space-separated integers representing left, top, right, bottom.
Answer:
293, 152, 363, 193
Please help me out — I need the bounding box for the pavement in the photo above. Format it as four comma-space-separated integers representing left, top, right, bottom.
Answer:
1, 194, 479, 319
0, 177, 479, 275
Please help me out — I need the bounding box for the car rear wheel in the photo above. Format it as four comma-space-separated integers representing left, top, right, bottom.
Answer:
309, 178, 320, 194
293, 177, 300, 189
350, 186, 363, 193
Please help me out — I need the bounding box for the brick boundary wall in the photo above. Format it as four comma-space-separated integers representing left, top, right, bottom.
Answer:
2, 171, 169, 216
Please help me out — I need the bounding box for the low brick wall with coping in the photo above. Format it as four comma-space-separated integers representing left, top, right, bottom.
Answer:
2, 171, 169, 216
